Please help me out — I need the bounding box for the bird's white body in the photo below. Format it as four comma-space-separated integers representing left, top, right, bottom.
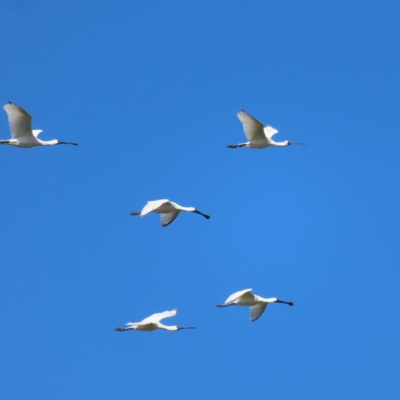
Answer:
131, 199, 210, 227
115, 309, 195, 332
217, 289, 294, 321
1, 102, 78, 148
227, 110, 304, 149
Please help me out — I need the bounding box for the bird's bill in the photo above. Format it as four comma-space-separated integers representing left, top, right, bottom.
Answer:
276, 300, 294, 306
57, 141, 78, 146
288, 142, 305, 146
194, 210, 210, 219
130, 211, 141, 216
177, 326, 196, 330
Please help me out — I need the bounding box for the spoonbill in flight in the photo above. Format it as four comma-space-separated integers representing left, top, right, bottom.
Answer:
115, 309, 195, 332
1, 102, 78, 148
227, 109, 304, 149
130, 199, 210, 227
217, 289, 294, 321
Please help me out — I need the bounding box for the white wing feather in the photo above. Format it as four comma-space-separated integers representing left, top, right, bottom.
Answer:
250, 303, 267, 321
32, 129, 43, 137
142, 309, 177, 323
263, 125, 279, 139
237, 110, 265, 141
4, 102, 34, 139
140, 199, 169, 216
225, 288, 253, 304
160, 211, 179, 227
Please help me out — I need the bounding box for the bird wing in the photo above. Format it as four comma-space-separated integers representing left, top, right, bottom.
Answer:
141, 199, 169, 216
250, 303, 267, 321
3, 102, 34, 139
142, 309, 177, 323
237, 110, 265, 141
263, 125, 279, 139
32, 130, 43, 137
160, 211, 180, 227
225, 288, 253, 304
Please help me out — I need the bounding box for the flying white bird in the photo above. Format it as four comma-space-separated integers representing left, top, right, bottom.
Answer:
115, 308, 195, 332
1, 102, 78, 148
227, 109, 304, 149
130, 199, 210, 227
217, 289, 294, 321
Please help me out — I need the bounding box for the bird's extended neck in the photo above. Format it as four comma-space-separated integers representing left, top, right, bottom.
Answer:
158, 324, 195, 331
178, 206, 196, 212
270, 140, 289, 147
157, 324, 177, 331
39, 139, 78, 146
39, 139, 59, 146
261, 297, 294, 306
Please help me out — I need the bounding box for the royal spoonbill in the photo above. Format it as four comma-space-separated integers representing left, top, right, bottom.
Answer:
217, 289, 294, 321
130, 199, 210, 227
1, 102, 78, 148
115, 309, 195, 332
227, 109, 304, 149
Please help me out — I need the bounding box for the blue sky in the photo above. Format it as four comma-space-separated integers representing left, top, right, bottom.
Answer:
1, 1, 399, 398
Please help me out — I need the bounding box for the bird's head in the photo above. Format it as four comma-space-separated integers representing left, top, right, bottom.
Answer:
176, 326, 196, 331
275, 299, 294, 306
287, 141, 305, 146
56, 140, 78, 146
193, 209, 211, 219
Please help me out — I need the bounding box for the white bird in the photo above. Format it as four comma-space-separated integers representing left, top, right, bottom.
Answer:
115, 308, 195, 332
217, 289, 294, 321
130, 199, 210, 227
1, 102, 78, 148
227, 109, 304, 149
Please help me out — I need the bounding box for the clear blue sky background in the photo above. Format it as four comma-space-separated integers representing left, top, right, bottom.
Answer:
1, 1, 399, 399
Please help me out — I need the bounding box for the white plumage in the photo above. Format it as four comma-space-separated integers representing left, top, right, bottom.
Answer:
1, 102, 78, 148
227, 109, 304, 149
130, 199, 210, 227
115, 308, 195, 332
217, 289, 294, 321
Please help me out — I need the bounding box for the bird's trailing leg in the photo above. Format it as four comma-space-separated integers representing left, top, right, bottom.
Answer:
130, 212, 141, 216
216, 303, 235, 307
227, 144, 238, 148
115, 327, 129, 331
0, 140, 11, 145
